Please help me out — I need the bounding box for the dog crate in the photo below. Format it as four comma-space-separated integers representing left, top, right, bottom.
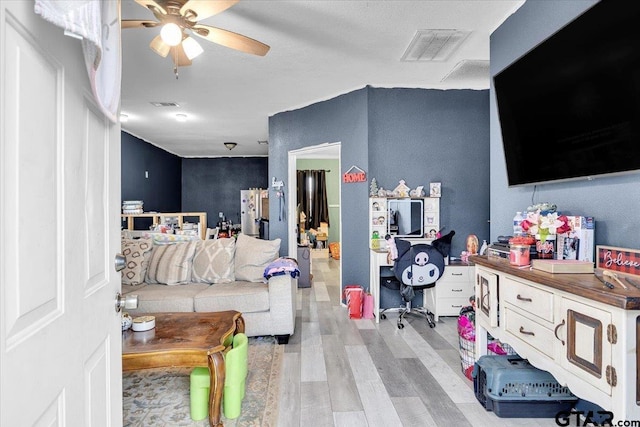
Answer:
472, 355, 577, 418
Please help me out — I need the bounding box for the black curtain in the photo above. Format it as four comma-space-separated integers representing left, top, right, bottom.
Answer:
296, 169, 329, 230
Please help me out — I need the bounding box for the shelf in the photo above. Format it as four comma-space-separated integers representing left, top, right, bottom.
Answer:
121, 212, 207, 239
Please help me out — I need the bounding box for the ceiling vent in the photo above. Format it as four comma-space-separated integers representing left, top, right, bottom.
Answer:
150, 101, 180, 107
441, 60, 490, 82
401, 30, 470, 62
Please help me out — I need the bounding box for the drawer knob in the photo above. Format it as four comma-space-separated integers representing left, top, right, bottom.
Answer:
516, 294, 533, 302
519, 326, 535, 336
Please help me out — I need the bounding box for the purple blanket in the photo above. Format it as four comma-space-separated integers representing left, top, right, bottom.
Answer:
264, 257, 300, 279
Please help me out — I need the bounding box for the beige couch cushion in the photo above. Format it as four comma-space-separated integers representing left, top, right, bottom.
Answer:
121, 238, 153, 285
194, 281, 270, 313
191, 238, 236, 283
126, 283, 210, 313
146, 241, 198, 285
234, 234, 281, 282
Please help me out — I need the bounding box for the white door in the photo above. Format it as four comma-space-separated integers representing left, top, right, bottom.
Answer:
1, 1, 122, 426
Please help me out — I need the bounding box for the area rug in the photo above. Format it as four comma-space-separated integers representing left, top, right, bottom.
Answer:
123, 336, 283, 426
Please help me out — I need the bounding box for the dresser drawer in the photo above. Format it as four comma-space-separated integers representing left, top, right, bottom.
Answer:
504, 307, 555, 359
502, 277, 554, 323
437, 297, 470, 316
438, 280, 473, 297
440, 266, 472, 283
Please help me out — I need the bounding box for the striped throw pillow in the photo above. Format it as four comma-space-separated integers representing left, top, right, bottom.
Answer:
146, 241, 198, 285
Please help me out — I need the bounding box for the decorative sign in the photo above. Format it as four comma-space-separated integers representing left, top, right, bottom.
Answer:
343, 165, 366, 183
596, 245, 640, 277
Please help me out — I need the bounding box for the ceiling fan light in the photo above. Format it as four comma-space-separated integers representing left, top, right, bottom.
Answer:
182, 37, 204, 60
160, 23, 183, 47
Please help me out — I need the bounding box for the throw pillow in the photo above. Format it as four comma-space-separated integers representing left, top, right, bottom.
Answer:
121, 238, 153, 285
234, 233, 281, 282
191, 238, 236, 284
146, 241, 198, 285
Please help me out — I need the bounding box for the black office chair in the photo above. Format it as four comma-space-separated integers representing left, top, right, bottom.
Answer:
380, 231, 455, 329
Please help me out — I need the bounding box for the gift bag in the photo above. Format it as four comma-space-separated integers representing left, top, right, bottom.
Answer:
343, 285, 364, 319
362, 293, 374, 319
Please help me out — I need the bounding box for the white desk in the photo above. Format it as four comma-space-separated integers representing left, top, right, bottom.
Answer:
370, 249, 474, 323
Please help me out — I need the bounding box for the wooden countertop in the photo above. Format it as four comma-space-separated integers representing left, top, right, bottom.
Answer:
470, 255, 640, 310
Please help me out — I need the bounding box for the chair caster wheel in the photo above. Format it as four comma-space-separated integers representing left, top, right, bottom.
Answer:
397, 322, 404, 329
380, 313, 386, 320
428, 322, 435, 328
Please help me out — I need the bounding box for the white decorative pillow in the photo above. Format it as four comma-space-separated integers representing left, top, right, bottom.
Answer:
234, 233, 281, 282
191, 238, 236, 284
121, 238, 153, 285
146, 241, 198, 285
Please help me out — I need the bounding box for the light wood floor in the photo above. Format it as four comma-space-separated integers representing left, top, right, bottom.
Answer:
276, 257, 560, 427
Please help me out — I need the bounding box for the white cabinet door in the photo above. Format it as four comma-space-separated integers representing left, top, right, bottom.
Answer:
560, 297, 613, 396
1, 1, 122, 425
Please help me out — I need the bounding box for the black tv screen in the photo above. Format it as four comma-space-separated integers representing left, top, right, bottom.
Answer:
495, 0, 640, 187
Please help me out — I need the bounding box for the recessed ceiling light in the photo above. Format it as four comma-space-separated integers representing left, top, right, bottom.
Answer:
176, 113, 187, 122
120, 113, 129, 123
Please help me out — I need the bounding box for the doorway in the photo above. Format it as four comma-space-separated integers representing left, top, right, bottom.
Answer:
287, 143, 341, 287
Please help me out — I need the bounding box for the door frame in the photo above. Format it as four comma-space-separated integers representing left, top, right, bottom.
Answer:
287, 142, 341, 275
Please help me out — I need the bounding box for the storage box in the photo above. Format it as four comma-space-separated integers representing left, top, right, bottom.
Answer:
472, 355, 577, 418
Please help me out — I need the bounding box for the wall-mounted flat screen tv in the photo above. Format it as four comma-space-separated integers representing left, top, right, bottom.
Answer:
494, 0, 640, 187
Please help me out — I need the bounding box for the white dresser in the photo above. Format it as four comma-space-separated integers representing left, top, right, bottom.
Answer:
424, 264, 474, 321
472, 255, 640, 421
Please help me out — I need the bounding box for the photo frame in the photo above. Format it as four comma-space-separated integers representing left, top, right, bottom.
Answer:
430, 182, 441, 198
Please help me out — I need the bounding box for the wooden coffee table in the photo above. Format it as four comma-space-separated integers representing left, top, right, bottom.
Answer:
122, 311, 245, 427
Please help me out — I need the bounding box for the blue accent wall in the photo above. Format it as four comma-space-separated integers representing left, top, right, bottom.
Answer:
490, 0, 640, 249
182, 157, 268, 228
368, 88, 490, 254
269, 89, 370, 287
121, 132, 181, 230
269, 86, 490, 289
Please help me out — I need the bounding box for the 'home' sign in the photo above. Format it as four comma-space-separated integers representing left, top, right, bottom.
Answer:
343, 165, 366, 183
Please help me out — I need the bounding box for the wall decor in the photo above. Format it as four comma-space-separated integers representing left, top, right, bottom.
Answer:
430, 182, 441, 198
343, 165, 366, 183
596, 246, 640, 278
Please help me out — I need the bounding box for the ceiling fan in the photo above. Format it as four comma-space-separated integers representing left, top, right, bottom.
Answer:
122, 0, 269, 75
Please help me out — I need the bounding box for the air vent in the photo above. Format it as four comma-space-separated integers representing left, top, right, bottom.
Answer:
401, 30, 470, 62
441, 60, 489, 82
150, 101, 180, 107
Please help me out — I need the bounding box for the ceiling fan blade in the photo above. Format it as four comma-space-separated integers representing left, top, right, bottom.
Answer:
180, 0, 239, 21
171, 44, 193, 67
150, 35, 170, 57
121, 20, 160, 29
135, 0, 167, 16
192, 25, 270, 56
